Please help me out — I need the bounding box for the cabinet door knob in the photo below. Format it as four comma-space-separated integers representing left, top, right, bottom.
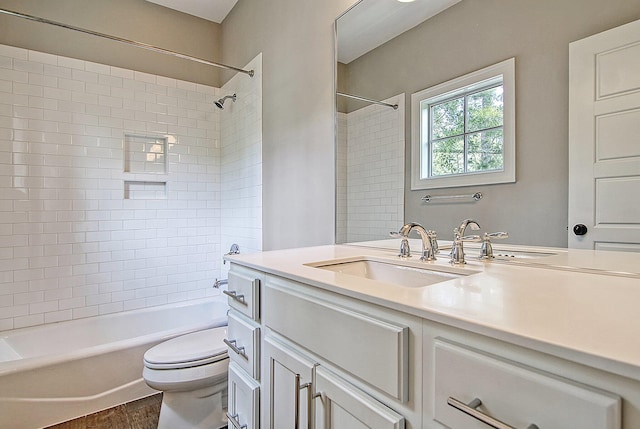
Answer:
573, 224, 588, 236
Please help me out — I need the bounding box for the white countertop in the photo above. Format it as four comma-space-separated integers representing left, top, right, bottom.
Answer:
226, 240, 640, 381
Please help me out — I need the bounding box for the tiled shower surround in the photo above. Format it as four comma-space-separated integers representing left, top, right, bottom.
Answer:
336, 94, 404, 243
0, 44, 262, 331
220, 54, 262, 280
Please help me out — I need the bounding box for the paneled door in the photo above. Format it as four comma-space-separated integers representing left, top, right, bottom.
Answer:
262, 335, 316, 429
569, 18, 640, 251
314, 366, 405, 429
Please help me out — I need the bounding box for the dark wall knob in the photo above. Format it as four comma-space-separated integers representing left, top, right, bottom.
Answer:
573, 224, 588, 236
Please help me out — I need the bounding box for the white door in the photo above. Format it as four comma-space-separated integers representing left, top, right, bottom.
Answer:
314, 366, 405, 429
262, 335, 316, 429
569, 18, 640, 251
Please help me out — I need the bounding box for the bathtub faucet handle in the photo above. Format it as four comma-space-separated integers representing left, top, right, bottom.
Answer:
223, 243, 240, 265
213, 278, 228, 289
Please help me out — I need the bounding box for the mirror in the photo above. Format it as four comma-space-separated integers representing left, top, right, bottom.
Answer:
336, 0, 640, 247
335, 0, 462, 244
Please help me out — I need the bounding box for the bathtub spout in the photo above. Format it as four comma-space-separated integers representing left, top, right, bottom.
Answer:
213, 278, 228, 289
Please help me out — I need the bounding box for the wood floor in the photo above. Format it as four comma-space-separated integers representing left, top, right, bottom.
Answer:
44, 394, 162, 429
43, 394, 229, 429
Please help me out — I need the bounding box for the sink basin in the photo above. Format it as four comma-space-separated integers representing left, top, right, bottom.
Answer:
307, 258, 474, 288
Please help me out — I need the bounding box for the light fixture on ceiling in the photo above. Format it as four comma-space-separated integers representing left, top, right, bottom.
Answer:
396, 0, 416, 2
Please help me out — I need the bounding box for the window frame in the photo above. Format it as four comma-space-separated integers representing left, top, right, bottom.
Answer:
411, 58, 515, 190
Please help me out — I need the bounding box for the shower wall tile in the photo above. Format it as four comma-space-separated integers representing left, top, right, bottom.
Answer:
336, 112, 348, 244
343, 94, 405, 243
0, 44, 226, 330
220, 54, 262, 280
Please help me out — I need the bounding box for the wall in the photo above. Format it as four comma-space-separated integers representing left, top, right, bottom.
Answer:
0, 0, 222, 87
221, 0, 358, 250
342, 0, 640, 247
337, 94, 404, 243
221, 53, 263, 278
0, 44, 224, 330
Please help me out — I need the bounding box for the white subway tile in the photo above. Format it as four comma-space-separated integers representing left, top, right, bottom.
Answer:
0, 45, 252, 328
84, 61, 110, 75
71, 69, 98, 83
28, 50, 57, 66
44, 310, 72, 324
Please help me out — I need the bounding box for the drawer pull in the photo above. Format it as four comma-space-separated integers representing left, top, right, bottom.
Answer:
223, 289, 247, 305
295, 374, 313, 429
226, 412, 247, 429
224, 339, 248, 360
447, 397, 539, 429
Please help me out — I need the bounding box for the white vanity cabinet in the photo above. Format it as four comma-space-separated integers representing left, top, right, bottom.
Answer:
225, 264, 265, 429
421, 322, 640, 429
262, 335, 316, 429
261, 274, 422, 429
314, 365, 405, 429
227, 258, 640, 429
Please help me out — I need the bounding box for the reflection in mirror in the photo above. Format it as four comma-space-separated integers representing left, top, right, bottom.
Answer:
336, 0, 640, 248
335, 0, 461, 244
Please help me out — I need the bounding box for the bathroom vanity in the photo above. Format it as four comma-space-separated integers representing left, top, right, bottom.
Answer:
224, 240, 640, 429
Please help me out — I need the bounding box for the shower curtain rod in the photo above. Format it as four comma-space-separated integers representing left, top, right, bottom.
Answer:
0, 8, 254, 77
337, 92, 398, 110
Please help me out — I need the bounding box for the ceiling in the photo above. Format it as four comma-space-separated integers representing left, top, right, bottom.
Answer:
337, 0, 462, 64
145, 0, 238, 23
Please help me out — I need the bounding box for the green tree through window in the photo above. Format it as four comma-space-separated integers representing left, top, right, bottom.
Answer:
411, 58, 515, 190
427, 84, 504, 177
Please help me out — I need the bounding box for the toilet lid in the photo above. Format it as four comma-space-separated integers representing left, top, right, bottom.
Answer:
144, 327, 228, 369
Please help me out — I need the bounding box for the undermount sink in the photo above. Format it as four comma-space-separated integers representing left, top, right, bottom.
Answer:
307, 257, 475, 288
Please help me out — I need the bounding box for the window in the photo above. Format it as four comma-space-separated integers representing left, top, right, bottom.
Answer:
411, 58, 515, 189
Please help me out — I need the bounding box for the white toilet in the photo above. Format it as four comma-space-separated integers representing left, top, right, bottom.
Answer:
142, 327, 229, 429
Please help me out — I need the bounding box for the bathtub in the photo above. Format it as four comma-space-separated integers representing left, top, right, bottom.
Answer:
0, 296, 229, 429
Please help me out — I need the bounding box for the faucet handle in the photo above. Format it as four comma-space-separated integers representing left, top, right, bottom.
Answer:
460, 235, 482, 242
427, 230, 439, 254
485, 232, 509, 240
479, 232, 509, 259
390, 232, 411, 258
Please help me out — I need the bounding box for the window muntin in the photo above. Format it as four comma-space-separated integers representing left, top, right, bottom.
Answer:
425, 80, 504, 178
411, 58, 515, 190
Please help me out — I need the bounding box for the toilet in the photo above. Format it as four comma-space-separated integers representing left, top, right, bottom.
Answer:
142, 327, 230, 429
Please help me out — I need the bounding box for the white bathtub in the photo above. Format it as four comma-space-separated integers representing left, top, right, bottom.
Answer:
0, 296, 229, 429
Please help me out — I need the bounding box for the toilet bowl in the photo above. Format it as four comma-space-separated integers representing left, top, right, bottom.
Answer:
143, 327, 229, 429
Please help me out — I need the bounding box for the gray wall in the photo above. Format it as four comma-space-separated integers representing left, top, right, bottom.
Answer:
0, 0, 222, 86
222, 0, 356, 250
342, 0, 640, 247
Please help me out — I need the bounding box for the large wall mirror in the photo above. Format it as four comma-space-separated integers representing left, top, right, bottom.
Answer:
335, 0, 640, 247
335, 0, 461, 244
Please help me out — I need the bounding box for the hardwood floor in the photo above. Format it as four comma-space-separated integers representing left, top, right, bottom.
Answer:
45, 394, 162, 429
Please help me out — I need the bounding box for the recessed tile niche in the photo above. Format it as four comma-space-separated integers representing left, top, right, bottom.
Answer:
124, 134, 167, 174
123, 134, 168, 200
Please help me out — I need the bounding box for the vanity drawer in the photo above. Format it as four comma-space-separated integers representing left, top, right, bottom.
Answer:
264, 276, 409, 402
433, 339, 621, 429
226, 310, 260, 379
227, 269, 260, 321
228, 361, 260, 429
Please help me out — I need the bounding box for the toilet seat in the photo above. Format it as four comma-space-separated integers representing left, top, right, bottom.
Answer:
144, 327, 228, 370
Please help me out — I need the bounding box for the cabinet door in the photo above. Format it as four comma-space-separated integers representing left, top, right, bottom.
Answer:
433, 339, 621, 429
315, 366, 405, 429
228, 362, 260, 429
263, 335, 316, 429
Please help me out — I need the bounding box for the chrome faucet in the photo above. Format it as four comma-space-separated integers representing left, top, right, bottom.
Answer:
479, 231, 509, 259
450, 219, 481, 264
393, 222, 437, 261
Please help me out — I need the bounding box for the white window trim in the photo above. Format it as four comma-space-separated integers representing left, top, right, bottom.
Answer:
411, 57, 516, 190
